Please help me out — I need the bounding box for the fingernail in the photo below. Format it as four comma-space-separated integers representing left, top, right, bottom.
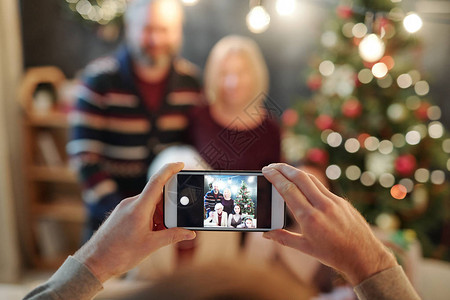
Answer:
262, 166, 274, 173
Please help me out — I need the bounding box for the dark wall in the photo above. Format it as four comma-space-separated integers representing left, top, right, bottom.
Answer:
20, 0, 449, 126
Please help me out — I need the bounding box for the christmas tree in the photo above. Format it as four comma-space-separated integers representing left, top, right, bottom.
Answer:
235, 180, 256, 216
282, 0, 450, 260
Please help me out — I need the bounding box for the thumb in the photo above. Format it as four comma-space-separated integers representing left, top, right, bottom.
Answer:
151, 228, 196, 249
263, 229, 310, 253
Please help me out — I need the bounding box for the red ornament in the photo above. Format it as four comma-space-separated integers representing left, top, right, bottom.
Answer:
315, 114, 334, 130
282, 109, 299, 127
414, 102, 430, 121
306, 148, 329, 165
336, 5, 353, 19
395, 154, 417, 177
307, 74, 322, 91
342, 98, 363, 118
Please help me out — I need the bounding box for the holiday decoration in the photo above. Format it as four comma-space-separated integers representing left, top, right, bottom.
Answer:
285, 0, 450, 260
235, 180, 256, 216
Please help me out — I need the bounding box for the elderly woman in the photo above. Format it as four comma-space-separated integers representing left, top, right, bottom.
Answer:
204, 203, 228, 227
188, 35, 280, 170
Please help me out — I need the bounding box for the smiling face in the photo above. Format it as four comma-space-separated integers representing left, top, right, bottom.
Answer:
245, 218, 253, 228
234, 205, 241, 214
223, 188, 231, 200
217, 52, 256, 109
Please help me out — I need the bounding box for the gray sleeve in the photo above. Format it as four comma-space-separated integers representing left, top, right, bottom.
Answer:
354, 265, 421, 300
23, 256, 103, 300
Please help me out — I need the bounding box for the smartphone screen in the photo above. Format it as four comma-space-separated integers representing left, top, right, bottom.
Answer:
165, 171, 283, 231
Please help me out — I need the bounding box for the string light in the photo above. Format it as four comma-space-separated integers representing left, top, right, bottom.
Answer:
358, 68, 373, 84
397, 73, 413, 89
414, 80, 430, 96
391, 184, 407, 200
345, 165, 361, 181
403, 12, 423, 33
66, 0, 127, 25
358, 34, 385, 62
405, 130, 421, 145
399, 178, 414, 193
246, 5, 271, 34
427, 106, 442, 120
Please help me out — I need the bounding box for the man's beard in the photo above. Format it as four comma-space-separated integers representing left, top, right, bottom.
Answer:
133, 46, 173, 68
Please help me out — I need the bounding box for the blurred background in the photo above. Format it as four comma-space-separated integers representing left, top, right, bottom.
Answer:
0, 0, 449, 299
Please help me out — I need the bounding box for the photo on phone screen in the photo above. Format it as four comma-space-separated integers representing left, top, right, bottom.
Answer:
165, 171, 283, 231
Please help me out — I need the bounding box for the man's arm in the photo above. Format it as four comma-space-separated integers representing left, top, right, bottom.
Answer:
24, 163, 196, 300
67, 81, 122, 220
262, 163, 420, 300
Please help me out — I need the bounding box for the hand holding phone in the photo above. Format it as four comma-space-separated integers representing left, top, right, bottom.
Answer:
164, 170, 285, 231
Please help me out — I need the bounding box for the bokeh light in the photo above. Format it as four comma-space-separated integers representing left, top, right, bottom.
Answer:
414, 168, 430, 183
428, 121, 444, 139
326, 165, 342, 180
443, 139, 450, 153
372, 62, 388, 78
327, 132, 343, 147
346, 165, 361, 181
391, 184, 407, 199
403, 12, 423, 33
361, 171, 376, 186
405, 130, 421, 145
358, 34, 385, 62
364, 136, 380, 151
380, 173, 395, 188
319, 60, 335, 76
344, 138, 360, 153
358, 68, 373, 84
246, 6, 270, 34
397, 73, 413, 88
378, 140, 394, 154
427, 106, 442, 120
342, 22, 354, 38
414, 80, 430, 96
399, 178, 414, 193
352, 23, 367, 38
276, 0, 296, 16
430, 170, 445, 185
391, 133, 406, 148
182, 0, 199, 6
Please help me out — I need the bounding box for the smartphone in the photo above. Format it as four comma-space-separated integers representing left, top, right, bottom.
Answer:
164, 170, 285, 231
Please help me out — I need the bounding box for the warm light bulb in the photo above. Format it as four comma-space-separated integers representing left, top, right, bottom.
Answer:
403, 13, 423, 33
182, 0, 199, 5
246, 6, 270, 34
276, 0, 296, 16
359, 34, 385, 62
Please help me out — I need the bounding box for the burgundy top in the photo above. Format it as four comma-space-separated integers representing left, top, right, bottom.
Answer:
188, 105, 281, 170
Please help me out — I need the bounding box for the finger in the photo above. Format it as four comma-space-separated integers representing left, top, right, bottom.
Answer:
307, 173, 342, 203
151, 228, 196, 249
262, 166, 313, 218
263, 229, 310, 254
138, 162, 184, 210
270, 163, 333, 208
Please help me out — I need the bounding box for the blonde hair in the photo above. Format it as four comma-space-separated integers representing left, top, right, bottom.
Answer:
204, 35, 269, 104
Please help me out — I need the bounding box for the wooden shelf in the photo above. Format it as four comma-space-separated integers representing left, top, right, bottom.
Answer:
35, 201, 85, 223
29, 165, 78, 183
26, 110, 69, 128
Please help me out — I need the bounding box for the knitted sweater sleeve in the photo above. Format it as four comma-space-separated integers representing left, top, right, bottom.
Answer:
23, 256, 103, 300
354, 265, 421, 300
67, 79, 122, 221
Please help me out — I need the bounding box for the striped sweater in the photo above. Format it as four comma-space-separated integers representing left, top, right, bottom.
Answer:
67, 47, 202, 223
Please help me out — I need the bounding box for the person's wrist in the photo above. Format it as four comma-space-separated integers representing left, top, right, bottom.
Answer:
345, 242, 398, 285
74, 240, 113, 283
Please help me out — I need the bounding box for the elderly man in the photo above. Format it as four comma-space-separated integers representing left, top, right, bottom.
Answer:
67, 0, 202, 238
